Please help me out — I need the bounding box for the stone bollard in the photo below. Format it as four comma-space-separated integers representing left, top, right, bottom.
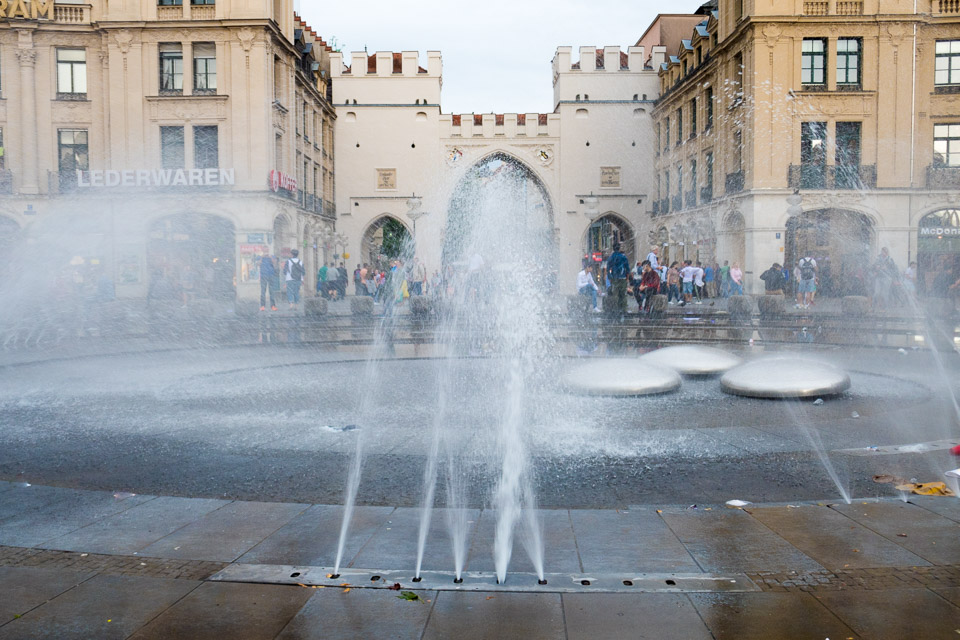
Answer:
728, 295, 754, 322
841, 295, 869, 317
648, 294, 668, 319
305, 297, 328, 318
409, 294, 433, 318
757, 294, 786, 318
350, 295, 374, 316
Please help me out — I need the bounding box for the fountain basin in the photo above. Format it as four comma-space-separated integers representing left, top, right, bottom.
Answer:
640, 345, 742, 376
720, 357, 851, 399
563, 358, 681, 396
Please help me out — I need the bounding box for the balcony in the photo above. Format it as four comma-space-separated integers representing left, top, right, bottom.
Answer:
725, 171, 744, 195
54, 4, 91, 23
685, 189, 697, 208
788, 164, 877, 190
936, 0, 960, 14
700, 185, 713, 204
157, 5, 182, 18
927, 165, 960, 188
803, 1, 862, 14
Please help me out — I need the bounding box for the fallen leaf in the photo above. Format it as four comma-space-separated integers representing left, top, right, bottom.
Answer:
398, 591, 420, 601
342, 588, 351, 593
340, 583, 350, 587
897, 533, 908, 537
326, 573, 333, 579
486, 596, 495, 600
853, 549, 860, 552
656, 509, 662, 514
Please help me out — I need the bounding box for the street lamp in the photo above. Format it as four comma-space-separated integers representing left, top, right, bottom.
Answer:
786, 189, 803, 217
582, 192, 600, 218
406, 193, 427, 236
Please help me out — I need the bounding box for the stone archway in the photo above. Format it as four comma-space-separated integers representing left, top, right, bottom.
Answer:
362, 215, 412, 271
147, 213, 236, 300
444, 152, 556, 272
718, 211, 746, 271
584, 213, 635, 264
785, 208, 873, 297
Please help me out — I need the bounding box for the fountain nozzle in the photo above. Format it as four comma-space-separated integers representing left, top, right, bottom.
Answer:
537, 579, 548, 585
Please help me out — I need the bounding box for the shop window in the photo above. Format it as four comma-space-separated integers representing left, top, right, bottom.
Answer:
193, 43, 216, 94
801, 39, 826, 86
161, 126, 184, 168
836, 38, 861, 88
159, 43, 183, 94
194, 125, 218, 169
56, 49, 87, 98
935, 40, 960, 88
934, 123, 960, 166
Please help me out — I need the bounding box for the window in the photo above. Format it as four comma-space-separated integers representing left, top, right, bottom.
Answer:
193, 43, 216, 93
732, 51, 743, 101
676, 108, 683, 144
656, 123, 661, 154
58, 129, 88, 173
191, 0, 214, 5
158, 0, 182, 5
800, 121, 827, 187
56, 49, 87, 96
159, 43, 183, 93
801, 39, 826, 86
160, 126, 184, 168
696, 46, 702, 66
677, 163, 683, 196
935, 40, 960, 87
705, 88, 713, 130
664, 170, 670, 211
690, 98, 697, 136
934, 123, 960, 166
690, 159, 697, 191
0, 129, 4, 169
273, 56, 283, 102
733, 130, 742, 171
704, 151, 713, 198
665, 117, 670, 150
836, 121, 862, 188
836, 38, 861, 87
194, 125, 218, 169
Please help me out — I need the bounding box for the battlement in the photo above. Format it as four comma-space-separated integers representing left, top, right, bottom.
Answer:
330, 51, 442, 79
553, 46, 654, 75
440, 113, 560, 138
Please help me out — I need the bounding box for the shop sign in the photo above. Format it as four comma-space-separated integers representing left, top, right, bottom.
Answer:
246, 233, 266, 244
240, 244, 269, 254
269, 170, 297, 195
0, 0, 54, 20
591, 252, 603, 262
920, 227, 960, 237
76, 168, 235, 188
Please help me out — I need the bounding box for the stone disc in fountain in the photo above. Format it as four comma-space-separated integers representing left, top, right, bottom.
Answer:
640, 345, 742, 376
564, 358, 681, 396
720, 357, 851, 399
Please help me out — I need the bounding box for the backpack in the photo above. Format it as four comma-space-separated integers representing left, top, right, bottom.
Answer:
286, 259, 304, 282
799, 258, 815, 280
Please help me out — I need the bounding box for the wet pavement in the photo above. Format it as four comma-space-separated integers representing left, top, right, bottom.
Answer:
0, 482, 958, 638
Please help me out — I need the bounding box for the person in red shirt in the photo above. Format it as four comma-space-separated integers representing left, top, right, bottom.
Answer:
634, 260, 661, 314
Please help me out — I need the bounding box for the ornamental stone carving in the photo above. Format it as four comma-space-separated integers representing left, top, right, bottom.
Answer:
14, 48, 36, 65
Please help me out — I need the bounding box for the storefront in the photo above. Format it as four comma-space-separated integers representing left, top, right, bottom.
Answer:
917, 209, 960, 295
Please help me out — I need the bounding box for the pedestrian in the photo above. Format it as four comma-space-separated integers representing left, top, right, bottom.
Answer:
284, 249, 305, 308
354, 263, 362, 296
703, 262, 715, 298
413, 258, 426, 296
795, 255, 817, 308
259, 253, 278, 311
606, 242, 630, 317
760, 262, 785, 295
730, 262, 744, 296
635, 260, 661, 313
317, 262, 329, 297
666, 261, 680, 304
872, 247, 898, 309
646, 246, 660, 271
719, 260, 731, 298
337, 262, 348, 299
694, 261, 705, 304
903, 261, 918, 297
679, 260, 697, 306
577, 262, 601, 312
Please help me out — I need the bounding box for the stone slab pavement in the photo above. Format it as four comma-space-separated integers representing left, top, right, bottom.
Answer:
0, 483, 958, 638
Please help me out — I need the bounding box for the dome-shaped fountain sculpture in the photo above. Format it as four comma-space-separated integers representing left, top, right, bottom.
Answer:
720, 357, 851, 398
564, 358, 681, 396
640, 345, 742, 376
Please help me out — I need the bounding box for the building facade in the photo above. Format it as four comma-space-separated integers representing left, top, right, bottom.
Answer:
329, 45, 665, 292
0, 0, 336, 303
652, 0, 960, 295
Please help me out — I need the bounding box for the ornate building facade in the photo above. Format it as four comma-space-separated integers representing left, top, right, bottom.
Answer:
0, 0, 336, 302
652, 0, 960, 294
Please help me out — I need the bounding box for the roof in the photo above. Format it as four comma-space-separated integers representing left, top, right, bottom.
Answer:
570, 48, 630, 70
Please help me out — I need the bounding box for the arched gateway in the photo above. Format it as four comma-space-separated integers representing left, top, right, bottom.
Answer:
444, 153, 556, 273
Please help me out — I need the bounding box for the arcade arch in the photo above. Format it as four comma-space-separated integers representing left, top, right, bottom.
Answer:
583, 213, 635, 265
147, 213, 236, 300
785, 208, 873, 297
362, 215, 412, 270
917, 208, 960, 295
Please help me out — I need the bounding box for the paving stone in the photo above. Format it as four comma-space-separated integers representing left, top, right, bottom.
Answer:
239, 504, 395, 567
0, 492, 153, 548
689, 591, 858, 640
466, 508, 580, 574
0, 481, 14, 494
348, 507, 480, 573
423, 591, 564, 640
564, 593, 712, 639
661, 508, 824, 573
569, 508, 700, 574
275, 587, 435, 639
830, 501, 960, 565
815, 588, 960, 640
43, 496, 230, 555
137, 501, 308, 562
0, 566, 95, 625
748, 504, 929, 570
0, 573, 199, 640
0, 485, 83, 525
128, 582, 313, 640
933, 586, 960, 607
908, 495, 960, 524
